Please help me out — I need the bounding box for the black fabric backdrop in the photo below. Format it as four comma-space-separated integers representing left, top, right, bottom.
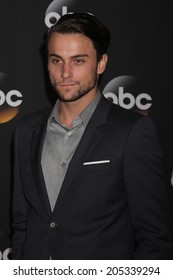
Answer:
0, 0, 172, 259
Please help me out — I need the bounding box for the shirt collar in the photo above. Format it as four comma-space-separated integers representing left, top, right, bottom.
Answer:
48, 91, 101, 128
80, 90, 101, 127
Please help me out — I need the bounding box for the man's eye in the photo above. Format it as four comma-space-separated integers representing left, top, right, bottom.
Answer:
51, 58, 61, 64
74, 59, 85, 64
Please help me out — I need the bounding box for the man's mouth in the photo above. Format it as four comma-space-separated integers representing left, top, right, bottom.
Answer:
59, 83, 76, 86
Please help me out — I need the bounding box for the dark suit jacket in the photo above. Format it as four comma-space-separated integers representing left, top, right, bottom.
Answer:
12, 95, 173, 259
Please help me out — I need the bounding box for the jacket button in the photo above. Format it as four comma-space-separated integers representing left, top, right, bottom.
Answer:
49, 221, 57, 228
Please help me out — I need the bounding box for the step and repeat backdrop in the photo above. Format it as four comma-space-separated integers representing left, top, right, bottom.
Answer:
0, 0, 172, 259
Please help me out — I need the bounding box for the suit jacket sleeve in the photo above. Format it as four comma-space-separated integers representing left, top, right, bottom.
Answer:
124, 116, 173, 259
12, 124, 27, 259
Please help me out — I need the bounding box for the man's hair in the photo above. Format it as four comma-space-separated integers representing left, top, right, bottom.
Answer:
47, 13, 111, 61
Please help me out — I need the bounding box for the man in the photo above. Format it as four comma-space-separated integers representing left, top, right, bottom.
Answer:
12, 13, 173, 259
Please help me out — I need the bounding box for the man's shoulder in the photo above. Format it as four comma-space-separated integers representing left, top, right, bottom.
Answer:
108, 100, 143, 123
97, 95, 151, 129
16, 107, 52, 130
108, 101, 157, 136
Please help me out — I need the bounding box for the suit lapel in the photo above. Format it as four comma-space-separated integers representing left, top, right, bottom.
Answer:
53, 96, 111, 212
31, 110, 52, 218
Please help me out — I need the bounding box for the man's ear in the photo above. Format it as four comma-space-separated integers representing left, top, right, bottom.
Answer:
97, 54, 108, 74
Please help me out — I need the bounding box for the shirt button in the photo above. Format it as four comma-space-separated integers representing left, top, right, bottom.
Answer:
67, 131, 72, 136
61, 162, 66, 167
49, 222, 57, 228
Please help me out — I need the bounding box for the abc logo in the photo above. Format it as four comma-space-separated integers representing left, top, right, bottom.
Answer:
0, 90, 22, 107
45, 6, 68, 28
171, 170, 173, 187
103, 76, 152, 113
0, 248, 11, 260
0, 90, 23, 123
104, 87, 152, 110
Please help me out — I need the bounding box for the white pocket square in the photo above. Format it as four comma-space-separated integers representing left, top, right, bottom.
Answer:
83, 160, 110, 165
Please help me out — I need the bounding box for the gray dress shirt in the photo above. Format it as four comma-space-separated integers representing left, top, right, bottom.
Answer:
41, 92, 101, 211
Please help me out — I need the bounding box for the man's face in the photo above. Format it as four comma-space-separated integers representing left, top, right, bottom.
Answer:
47, 32, 107, 102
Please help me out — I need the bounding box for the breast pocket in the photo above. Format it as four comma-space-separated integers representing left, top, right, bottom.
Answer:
82, 160, 112, 173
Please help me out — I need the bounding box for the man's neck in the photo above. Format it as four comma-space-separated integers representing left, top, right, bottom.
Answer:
58, 91, 98, 128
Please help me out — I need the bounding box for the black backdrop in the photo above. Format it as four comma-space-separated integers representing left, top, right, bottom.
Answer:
0, 0, 172, 259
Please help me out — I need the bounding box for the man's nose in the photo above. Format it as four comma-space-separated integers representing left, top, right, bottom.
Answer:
62, 63, 72, 79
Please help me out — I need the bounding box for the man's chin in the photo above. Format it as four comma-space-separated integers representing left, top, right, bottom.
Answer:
58, 97, 78, 103
56, 91, 87, 103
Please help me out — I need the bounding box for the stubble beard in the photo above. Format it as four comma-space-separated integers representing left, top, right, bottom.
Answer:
51, 74, 98, 103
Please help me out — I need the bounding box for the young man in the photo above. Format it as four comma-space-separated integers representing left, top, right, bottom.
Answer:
12, 13, 173, 259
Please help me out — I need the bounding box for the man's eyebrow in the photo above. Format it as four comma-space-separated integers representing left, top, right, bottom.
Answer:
48, 54, 61, 58
71, 54, 89, 58
48, 54, 89, 59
